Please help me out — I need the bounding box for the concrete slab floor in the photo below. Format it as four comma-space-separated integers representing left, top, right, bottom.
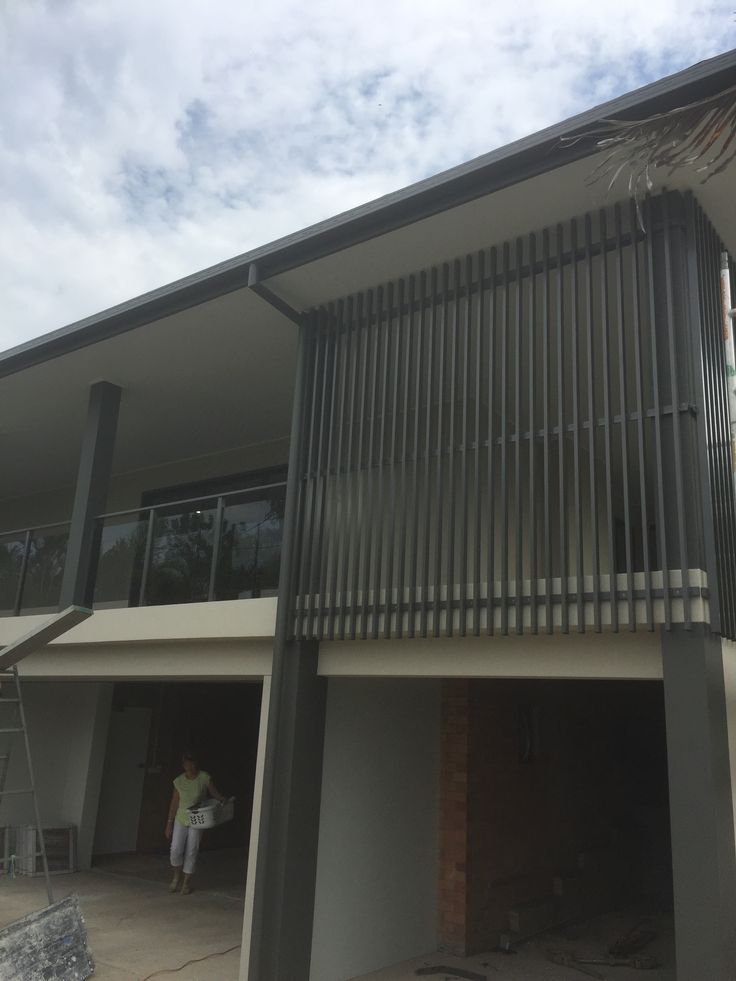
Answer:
0, 848, 247, 980
0, 855, 674, 981
352, 910, 675, 981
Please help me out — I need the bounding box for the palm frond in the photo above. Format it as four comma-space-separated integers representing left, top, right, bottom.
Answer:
561, 84, 736, 229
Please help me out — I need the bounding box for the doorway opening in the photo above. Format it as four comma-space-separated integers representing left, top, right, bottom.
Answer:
92, 680, 262, 897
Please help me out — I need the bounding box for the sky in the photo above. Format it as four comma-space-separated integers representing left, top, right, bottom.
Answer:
1, 0, 734, 351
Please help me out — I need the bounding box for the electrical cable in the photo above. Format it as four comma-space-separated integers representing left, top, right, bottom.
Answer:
139, 944, 241, 980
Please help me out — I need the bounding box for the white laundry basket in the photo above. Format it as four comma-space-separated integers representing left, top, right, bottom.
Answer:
187, 797, 235, 829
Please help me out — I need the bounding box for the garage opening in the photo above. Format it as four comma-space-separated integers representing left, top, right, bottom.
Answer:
438, 679, 673, 960
92, 680, 262, 898
313, 677, 674, 981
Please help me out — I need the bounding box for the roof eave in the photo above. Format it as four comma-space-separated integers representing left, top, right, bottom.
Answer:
2, 47, 735, 379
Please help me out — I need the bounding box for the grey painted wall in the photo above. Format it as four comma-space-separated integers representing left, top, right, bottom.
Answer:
310, 678, 441, 981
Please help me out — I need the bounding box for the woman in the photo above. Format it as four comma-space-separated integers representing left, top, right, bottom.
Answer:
165, 749, 226, 894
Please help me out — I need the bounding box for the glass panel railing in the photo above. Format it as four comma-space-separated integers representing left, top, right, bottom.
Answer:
1, 482, 285, 616
146, 502, 218, 606
19, 525, 69, 613
216, 487, 286, 600
0, 533, 27, 616
91, 482, 286, 610
93, 515, 147, 608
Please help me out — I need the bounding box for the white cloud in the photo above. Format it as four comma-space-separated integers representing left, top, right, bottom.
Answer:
0, 0, 733, 348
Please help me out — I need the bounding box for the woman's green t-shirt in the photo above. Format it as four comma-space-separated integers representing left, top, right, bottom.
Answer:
174, 770, 210, 826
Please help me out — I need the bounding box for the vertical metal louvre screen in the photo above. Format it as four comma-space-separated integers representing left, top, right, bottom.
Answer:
691, 195, 736, 640
291, 191, 712, 640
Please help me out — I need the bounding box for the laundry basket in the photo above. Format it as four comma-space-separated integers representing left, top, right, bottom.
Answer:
187, 798, 235, 829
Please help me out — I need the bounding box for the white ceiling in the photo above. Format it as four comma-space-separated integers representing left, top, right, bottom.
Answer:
0, 287, 297, 501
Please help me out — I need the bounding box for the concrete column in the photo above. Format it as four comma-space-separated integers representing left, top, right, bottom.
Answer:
59, 381, 121, 608
662, 626, 736, 979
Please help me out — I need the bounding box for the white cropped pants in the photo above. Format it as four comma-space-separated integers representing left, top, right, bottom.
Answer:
170, 822, 203, 875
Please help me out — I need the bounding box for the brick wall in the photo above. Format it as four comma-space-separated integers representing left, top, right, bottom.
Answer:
438, 679, 668, 955
438, 679, 471, 955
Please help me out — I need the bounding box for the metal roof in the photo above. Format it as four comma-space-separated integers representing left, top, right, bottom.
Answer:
2, 46, 735, 379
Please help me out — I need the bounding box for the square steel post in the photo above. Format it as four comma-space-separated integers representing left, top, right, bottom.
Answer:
657, 191, 736, 978
662, 626, 736, 979
247, 321, 328, 981
59, 381, 121, 609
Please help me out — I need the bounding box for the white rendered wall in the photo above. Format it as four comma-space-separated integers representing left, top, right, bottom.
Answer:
0, 682, 113, 869
320, 628, 663, 680
0, 601, 277, 681
722, 639, 736, 844
310, 678, 441, 981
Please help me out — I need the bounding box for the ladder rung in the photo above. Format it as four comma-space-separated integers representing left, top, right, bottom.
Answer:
0, 851, 48, 862
0, 698, 20, 704
0, 788, 33, 796
0, 728, 23, 734
0, 755, 9, 760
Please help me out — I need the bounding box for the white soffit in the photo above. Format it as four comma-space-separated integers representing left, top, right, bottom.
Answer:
0, 287, 297, 501
270, 151, 736, 310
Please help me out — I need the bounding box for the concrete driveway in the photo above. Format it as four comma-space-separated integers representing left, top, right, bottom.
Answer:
0, 849, 246, 980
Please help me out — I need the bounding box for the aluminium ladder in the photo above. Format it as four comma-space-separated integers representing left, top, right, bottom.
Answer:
0, 606, 93, 908
0, 665, 53, 904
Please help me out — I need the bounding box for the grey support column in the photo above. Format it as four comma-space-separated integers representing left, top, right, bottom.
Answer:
248, 320, 328, 981
662, 626, 736, 980
250, 640, 326, 980
59, 381, 121, 608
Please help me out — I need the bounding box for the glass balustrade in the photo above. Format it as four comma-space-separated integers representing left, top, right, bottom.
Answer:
22, 526, 69, 612
91, 483, 286, 609
216, 490, 285, 600
0, 532, 27, 616
0, 483, 286, 615
0, 525, 70, 615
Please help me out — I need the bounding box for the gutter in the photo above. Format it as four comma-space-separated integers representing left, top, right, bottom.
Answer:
1, 47, 735, 380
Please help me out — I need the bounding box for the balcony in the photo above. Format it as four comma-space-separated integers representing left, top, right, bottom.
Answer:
0, 482, 286, 616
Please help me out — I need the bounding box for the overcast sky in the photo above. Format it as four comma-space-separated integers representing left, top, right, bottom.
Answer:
1, 1, 734, 351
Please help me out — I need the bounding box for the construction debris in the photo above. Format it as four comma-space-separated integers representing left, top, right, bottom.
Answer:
608, 920, 657, 958
579, 953, 659, 970
547, 945, 660, 976
0, 893, 94, 980
547, 949, 604, 979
